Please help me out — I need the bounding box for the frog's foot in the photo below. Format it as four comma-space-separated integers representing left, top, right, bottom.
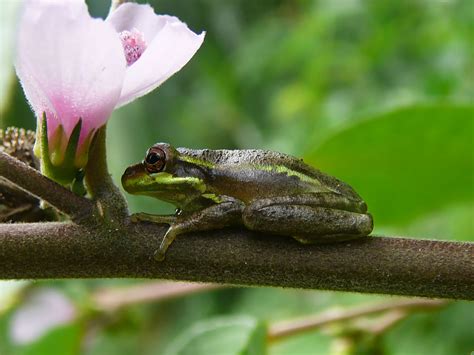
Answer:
154, 225, 180, 261
153, 198, 245, 261
130, 212, 177, 225
292, 233, 369, 245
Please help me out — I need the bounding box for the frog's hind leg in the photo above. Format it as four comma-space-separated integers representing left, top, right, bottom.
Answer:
242, 193, 373, 244
154, 198, 245, 261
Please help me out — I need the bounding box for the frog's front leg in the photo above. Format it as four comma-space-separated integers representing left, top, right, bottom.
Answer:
242, 193, 373, 244
144, 198, 245, 261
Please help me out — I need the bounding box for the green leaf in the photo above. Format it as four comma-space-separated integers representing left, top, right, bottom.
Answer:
17, 324, 81, 355
0, 1, 20, 115
384, 202, 473, 241
384, 302, 474, 355
0, 319, 81, 355
0, 281, 29, 315
307, 105, 474, 229
164, 316, 267, 355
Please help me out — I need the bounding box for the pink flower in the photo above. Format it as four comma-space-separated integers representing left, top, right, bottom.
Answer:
9, 288, 76, 344
15, 0, 204, 170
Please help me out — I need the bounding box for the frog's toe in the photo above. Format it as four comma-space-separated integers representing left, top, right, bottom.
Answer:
153, 248, 167, 261
292, 233, 367, 245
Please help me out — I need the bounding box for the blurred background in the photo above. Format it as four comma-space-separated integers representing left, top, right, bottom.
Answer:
1, 0, 473, 354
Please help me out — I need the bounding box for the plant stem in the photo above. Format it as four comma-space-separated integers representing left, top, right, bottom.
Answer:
84, 126, 128, 224
365, 309, 409, 335
0, 152, 95, 221
92, 281, 224, 311
267, 298, 447, 342
0, 222, 472, 300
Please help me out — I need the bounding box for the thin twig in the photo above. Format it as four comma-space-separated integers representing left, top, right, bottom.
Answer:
327, 310, 411, 354
365, 309, 409, 335
0, 152, 95, 221
92, 281, 224, 311
267, 298, 447, 342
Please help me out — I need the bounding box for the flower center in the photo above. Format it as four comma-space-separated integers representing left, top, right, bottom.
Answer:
119, 29, 147, 66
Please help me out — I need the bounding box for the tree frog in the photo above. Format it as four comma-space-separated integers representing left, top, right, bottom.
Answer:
122, 143, 373, 260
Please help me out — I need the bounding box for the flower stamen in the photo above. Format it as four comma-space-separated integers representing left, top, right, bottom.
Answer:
119, 28, 147, 66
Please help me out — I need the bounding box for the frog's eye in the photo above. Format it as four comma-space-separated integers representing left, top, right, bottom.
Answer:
144, 147, 166, 173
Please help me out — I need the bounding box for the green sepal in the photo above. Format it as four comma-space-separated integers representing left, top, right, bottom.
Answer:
35, 114, 85, 187
71, 170, 86, 196
63, 118, 82, 167
75, 128, 96, 168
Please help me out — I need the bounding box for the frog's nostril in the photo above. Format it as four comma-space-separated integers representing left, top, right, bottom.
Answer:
123, 163, 145, 178
122, 167, 136, 192
123, 166, 134, 177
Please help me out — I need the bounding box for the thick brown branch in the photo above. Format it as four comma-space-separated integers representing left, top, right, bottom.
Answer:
0, 222, 472, 300
0, 152, 95, 220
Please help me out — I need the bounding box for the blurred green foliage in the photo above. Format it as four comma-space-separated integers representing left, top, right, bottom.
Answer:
1, 0, 473, 354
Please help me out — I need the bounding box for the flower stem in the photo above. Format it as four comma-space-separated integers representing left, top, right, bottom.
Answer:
84, 125, 128, 224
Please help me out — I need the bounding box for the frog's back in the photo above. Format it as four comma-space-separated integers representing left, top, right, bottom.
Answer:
177, 148, 362, 202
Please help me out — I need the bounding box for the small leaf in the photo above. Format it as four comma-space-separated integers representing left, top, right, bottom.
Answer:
164, 316, 267, 355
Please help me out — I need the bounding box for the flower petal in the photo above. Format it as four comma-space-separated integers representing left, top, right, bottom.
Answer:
15, 0, 126, 144
106, 3, 167, 44
107, 3, 205, 108
9, 288, 76, 344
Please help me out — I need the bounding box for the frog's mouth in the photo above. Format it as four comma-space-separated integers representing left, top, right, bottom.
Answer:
121, 163, 149, 194
121, 163, 197, 208
122, 163, 194, 194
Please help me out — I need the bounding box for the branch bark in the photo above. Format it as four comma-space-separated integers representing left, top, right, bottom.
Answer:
0, 222, 472, 300
0, 152, 95, 220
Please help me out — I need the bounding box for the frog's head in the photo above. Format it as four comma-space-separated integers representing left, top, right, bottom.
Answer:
121, 143, 205, 207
